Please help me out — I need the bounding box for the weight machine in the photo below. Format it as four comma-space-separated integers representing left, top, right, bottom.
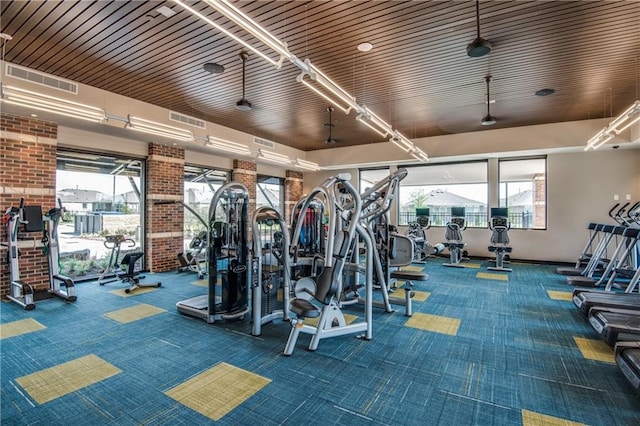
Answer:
251, 206, 291, 336
176, 182, 250, 323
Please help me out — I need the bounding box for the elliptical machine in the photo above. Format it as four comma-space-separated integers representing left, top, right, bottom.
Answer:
42, 199, 77, 301
487, 207, 513, 272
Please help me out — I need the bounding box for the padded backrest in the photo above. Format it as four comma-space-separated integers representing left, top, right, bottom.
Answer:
23, 205, 43, 232
388, 234, 414, 267
315, 230, 350, 304
445, 222, 462, 242
490, 226, 510, 246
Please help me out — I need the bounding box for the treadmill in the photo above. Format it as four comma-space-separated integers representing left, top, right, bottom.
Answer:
615, 341, 640, 394
588, 306, 640, 346
572, 289, 640, 315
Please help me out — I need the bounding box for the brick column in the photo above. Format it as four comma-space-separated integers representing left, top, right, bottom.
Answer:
285, 170, 304, 222
231, 159, 257, 220
146, 143, 184, 272
0, 114, 57, 297
533, 173, 546, 228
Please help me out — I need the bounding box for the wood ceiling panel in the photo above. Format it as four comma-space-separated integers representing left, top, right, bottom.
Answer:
1, 0, 638, 152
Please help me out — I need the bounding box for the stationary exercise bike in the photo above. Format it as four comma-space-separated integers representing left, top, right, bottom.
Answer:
98, 234, 161, 293
405, 207, 445, 262
443, 206, 469, 267
487, 207, 513, 272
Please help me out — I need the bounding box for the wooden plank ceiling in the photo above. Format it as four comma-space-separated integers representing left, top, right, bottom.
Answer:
1, 0, 639, 151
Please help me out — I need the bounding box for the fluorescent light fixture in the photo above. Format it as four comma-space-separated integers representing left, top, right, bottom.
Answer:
206, 136, 252, 156
410, 148, 429, 162
1, 84, 105, 122
171, 0, 288, 69
389, 132, 414, 153
258, 149, 290, 164
585, 100, 640, 150
295, 159, 321, 171
609, 100, 640, 134
584, 130, 615, 151
356, 106, 392, 138
297, 60, 358, 114
127, 115, 194, 142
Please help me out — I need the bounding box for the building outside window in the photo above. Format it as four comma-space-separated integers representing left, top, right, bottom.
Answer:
498, 157, 547, 229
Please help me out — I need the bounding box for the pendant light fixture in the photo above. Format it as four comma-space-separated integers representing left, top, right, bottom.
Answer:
324, 106, 337, 143
467, 0, 492, 58
481, 75, 496, 125
236, 51, 252, 111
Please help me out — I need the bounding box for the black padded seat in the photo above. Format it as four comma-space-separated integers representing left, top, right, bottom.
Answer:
290, 298, 321, 318
390, 270, 428, 282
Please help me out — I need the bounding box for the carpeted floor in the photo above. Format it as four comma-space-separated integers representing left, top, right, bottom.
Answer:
1, 257, 638, 425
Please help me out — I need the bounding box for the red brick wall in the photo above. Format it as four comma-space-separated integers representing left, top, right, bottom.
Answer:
232, 159, 257, 220
533, 173, 546, 228
146, 143, 185, 272
285, 170, 304, 222
0, 113, 57, 297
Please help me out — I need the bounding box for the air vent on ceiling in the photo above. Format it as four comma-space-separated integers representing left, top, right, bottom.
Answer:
6, 64, 78, 94
253, 136, 275, 149
169, 111, 206, 129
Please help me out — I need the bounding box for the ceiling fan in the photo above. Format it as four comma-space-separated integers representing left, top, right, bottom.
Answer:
324, 107, 337, 144
467, 0, 492, 58
482, 75, 496, 125
236, 51, 252, 111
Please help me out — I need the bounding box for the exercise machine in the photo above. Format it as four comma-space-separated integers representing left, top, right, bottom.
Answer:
615, 341, 640, 394
176, 182, 250, 323
443, 207, 468, 267
284, 173, 372, 355
3, 198, 40, 310
98, 234, 161, 293
177, 230, 208, 279
405, 208, 445, 262
487, 207, 512, 272
42, 199, 77, 301
251, 206, 291, 336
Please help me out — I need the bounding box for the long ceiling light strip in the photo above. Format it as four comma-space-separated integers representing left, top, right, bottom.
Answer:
206, 136, 252, 156
128, 115, 194, 142
295, 159, 321, 171
1, 84, 105, 122
585, 99, 640, 150
174, 0, 429, 162
203, 0, 290, 66
258, 148, 291, 164
170, 0, 283, 68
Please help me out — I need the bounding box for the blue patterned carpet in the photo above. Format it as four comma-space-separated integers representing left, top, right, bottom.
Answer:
1, 257, 638, 425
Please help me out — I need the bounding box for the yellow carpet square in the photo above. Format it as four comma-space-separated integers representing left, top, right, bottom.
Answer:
304, 313, 358, 327
109, 286, 158, 297
191, 278, 221, 287
547, 290, 573, 301
405, 312, 460, 336
103, 303, 167, 324
401, 265, 424, 272
410, 290, 430, 302
461, 263, 481, 269
16, 354, 121, 404
0, 318, 46, 339
522, 409, 585, 426
165, 362, 271, 421
573, 337, 615, 364
476, 272, 509, 281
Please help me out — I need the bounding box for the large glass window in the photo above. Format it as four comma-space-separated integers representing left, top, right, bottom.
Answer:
256, 175, 284, 214
399, 161, 488, 227
359, 167, 390, 193
183, 166, 229, 250
499, 157, 546, 229
56, 150, 143, 279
